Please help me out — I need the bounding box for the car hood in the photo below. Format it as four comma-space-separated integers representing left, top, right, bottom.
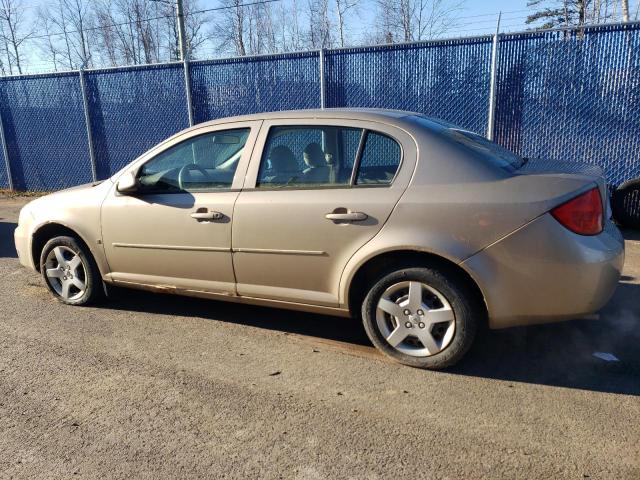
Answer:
21, 180, 112, 220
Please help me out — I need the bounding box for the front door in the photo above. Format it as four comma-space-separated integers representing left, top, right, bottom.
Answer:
101, 121, 260, 294
232, 120, 416, 306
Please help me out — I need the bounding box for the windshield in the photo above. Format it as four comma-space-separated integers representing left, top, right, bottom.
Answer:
410, 116, 525, 172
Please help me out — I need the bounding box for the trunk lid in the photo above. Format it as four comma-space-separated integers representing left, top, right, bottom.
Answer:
516, 158, 610, 218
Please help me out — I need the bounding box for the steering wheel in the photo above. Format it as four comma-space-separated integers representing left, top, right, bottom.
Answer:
178, 163, 210, 190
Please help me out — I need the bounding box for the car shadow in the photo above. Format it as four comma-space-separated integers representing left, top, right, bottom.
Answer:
105, 288, 373, 347
0, 221, 17, 258
104, 278, 640, 396
450, 279, 640, 396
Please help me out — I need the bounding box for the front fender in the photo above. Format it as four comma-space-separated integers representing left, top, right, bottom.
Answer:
20, 181, 112, 276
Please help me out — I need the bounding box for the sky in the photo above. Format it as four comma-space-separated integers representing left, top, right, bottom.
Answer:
13, 0, 640, 73
459, 0, 531, 33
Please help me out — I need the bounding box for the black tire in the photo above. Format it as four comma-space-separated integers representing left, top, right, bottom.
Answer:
39, 235, 103, 306
361, 267, 480, 370
612, 178, 640, 230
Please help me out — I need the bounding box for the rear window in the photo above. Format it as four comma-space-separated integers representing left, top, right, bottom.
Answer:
411, 115, 525, 172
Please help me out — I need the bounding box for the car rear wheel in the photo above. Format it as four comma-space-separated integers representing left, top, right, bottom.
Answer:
361, 267, 479, 369
40, 236, 102, 306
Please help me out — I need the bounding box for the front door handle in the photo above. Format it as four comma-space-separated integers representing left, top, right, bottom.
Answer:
325, 211, 368, 222
191, 210, 223, 221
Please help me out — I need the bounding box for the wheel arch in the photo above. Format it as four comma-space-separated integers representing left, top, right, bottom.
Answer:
31, 222, 101, 274
345, 249, 488, 321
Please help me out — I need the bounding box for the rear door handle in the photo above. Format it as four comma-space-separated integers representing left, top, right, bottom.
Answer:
325, 211, 368, 222
191, 210, 223, 220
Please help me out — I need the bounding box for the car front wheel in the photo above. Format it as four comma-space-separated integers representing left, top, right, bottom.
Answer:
40, 235, 102, 306
362, 267, 480, 369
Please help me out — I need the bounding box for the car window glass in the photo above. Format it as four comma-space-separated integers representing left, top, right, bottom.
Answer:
443, 128, 525, 171
356, 132, 402, 185
138, 128, 250, 192
338, 128, 364, 182
410, 115, 524, 171
257, 126, 362, 188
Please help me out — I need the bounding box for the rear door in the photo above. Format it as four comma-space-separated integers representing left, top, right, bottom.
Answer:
231, 118, 417, 306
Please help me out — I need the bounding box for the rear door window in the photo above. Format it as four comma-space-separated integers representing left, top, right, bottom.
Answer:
257, 126, 362, 188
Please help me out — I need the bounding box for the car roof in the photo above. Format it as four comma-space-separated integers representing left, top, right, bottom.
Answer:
196, 108, 422, 128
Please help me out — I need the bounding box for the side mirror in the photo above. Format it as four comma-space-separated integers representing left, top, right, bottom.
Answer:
116, 172, 139, 194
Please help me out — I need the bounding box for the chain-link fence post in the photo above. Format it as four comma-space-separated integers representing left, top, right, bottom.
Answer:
487, 13, 502, 141
184, 58, 194, 126
0, 95, 13, 190
79, 67, 98, 182
319, 49, 326, 109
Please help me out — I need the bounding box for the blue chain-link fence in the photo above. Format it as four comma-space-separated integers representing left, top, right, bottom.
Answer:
325, 37, 493, 134
0, 22, 638, 194
191, 52, 320, 123
0, 72, 92, 190
495, 23, 640, 187
85, 63, 190, 178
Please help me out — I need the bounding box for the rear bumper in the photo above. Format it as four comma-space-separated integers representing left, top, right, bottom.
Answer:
462, 214, 625, 329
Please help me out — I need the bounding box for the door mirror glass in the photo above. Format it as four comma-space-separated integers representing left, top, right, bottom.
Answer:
116, 172, 139, 194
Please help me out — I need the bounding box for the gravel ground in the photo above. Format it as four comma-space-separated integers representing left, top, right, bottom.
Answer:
0, 196, 639, 479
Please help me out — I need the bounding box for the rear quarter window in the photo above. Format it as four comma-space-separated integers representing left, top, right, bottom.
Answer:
356, 132, 402, 185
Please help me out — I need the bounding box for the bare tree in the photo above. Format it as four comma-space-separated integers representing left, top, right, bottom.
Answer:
415, 0, 464, 39
215, 0, 248, 55
182, 0, 209, 57
250, 3, 280, 54
526, 0, 622, 29
0, 19, 9, 74
133, 0, 159, 63
94, 3, 120, 66
35, 6, 62, 71
55, 0, 75, 68
0, 0, 34, 74
92, 0, 206, 65
20, 0, 638, 73
106, 0, 162, 64
307, 0, 332, 48
284, 0, 304, 50
373, 0, 463, 44
214, 0, 282, 56
371, 0, 397, 44
160, 0, 208, 59
47, 0, 93, 68
335, 0, 359, 47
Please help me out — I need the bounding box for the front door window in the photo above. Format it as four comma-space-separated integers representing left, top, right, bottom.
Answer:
138, 128, 250, 192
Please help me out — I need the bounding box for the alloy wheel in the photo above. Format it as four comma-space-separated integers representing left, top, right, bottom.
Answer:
44, 246, 87, 301
375, 281, 455, 357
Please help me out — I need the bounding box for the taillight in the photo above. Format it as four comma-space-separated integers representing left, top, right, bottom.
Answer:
551, 187, 603, 235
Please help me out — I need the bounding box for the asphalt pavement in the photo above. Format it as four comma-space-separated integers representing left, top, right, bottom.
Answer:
1, 196, 638, 479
